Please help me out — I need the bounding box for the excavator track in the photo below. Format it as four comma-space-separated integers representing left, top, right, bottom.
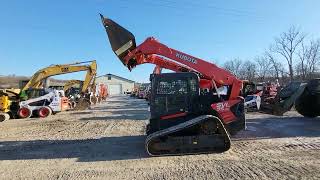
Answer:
146, 115, 231, 156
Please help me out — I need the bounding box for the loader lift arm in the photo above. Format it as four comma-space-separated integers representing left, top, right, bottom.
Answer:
152, 59, 194, 75
100, 15, 245, 156
123, 38, 242, 98
100, 15, 242, 100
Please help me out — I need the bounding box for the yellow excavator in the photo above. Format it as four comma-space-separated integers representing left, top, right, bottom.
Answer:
21, 61, 97, 92
64, 80, 83, 92
64, 80, 83, 107
0, 60, 97, 121
0, 89, 20, 121
63, 77, 98, 108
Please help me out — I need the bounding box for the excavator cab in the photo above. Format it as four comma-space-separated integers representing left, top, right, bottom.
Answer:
100, 14, 136, 66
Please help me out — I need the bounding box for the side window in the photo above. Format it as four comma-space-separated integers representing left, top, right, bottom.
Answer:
189, 79, 197, 94
156, 80, 188, 95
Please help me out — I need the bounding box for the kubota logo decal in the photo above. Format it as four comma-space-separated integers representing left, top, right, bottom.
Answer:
216, 102, 229, 111
176, 52, 197, 64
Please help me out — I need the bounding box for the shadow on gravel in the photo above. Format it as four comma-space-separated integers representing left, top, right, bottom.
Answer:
80, 108, 150, 121
233, 116, 320, 140
92, 98, 148, 112
0, 135, 149, 162
82, 101, 150, 121
110, 109, 149, 114
92, 103, 148, 111
70, 112, 93, 115
80, 114, 149, 121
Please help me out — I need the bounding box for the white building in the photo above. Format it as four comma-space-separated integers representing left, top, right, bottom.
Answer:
96, 74, 135, 95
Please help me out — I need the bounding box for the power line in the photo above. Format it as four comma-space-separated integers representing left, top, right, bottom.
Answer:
162, 0, 254, 15
117, 0, 265, 23
156, 0, 260, 17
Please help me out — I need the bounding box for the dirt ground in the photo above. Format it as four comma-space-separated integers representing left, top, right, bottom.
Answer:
0, 95, 319, 180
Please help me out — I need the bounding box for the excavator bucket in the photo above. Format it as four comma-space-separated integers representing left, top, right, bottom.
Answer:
100, 14, 136, 64
73, 97, 91, 111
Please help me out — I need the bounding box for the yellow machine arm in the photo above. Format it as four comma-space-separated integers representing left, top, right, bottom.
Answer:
63, 80, 83, 92
22, 60, 97, 91
82, 64, 97, 93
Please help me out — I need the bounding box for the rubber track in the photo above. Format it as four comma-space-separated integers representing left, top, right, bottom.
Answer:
145, 115, 231, 156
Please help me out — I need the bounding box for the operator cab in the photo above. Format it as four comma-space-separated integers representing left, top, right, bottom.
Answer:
148, 72, 224, 134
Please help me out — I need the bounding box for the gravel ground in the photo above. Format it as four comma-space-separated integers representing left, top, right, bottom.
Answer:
0, 95, 319, 180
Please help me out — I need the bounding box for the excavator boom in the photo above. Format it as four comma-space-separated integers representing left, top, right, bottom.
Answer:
18, 60, 97, 112
22, 61, 97, 91
63, 80, 83, 92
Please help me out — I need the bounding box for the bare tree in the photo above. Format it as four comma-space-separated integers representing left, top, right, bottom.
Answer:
239, 60, 256, 81
297, 39, 320, 80
296, 42, 307, 79
223, 59, 256, 80
223, 58, 243, 77
265, 50, 283, 80
272, 26, 305, 81
255, 55, 272, 81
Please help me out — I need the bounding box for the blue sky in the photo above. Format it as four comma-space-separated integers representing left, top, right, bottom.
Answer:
1, 0, 319, 82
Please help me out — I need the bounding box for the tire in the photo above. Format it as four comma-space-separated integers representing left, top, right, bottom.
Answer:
297, 111, 318, 118
0, 113, 10, 122
18, 107, 32, 119
146, 124, 151, 135
295, 78, 320, 118
37, 106, 52, 118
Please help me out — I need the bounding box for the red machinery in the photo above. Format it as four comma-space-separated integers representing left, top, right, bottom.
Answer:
100, 15, 245, 156
99, 83, 108, 101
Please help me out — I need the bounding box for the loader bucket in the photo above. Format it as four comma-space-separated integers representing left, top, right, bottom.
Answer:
100, 14, 136, 65
295, 78, 320, 117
